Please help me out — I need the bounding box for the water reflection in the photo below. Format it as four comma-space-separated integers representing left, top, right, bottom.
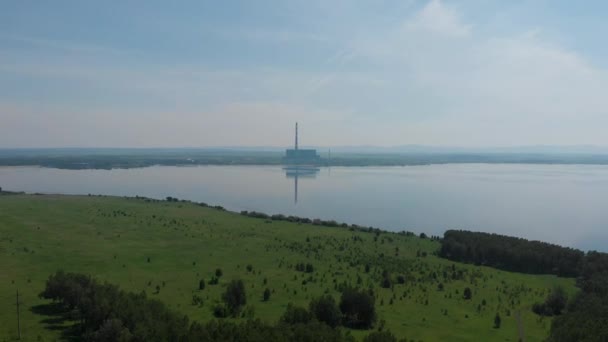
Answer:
283, 166, 320, 204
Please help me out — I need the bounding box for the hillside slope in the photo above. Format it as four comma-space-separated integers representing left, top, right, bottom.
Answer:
0, 195, 575, 341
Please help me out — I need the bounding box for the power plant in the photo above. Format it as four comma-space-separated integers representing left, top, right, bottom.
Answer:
283, 123, 320, 204
283, 122, 320, 166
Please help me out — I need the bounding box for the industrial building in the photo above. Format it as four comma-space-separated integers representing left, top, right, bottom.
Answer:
282, 123, 321, 166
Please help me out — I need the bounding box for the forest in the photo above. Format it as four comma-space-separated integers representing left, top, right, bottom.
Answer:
439, 230, 584, 277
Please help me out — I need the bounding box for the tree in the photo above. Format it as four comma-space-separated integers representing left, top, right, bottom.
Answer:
222, 279, 247, 317
339, 288, 377, 329
463, 287, 472, 300
363, 330, 398, 342
199, 279, 206, 290
280, 304, 312, 325
87, 319, 132, 342
494, 313, 501, 329
309, 295, 341, 328
533, 286, 568, 316
545, 286, 567, 315
215, 268, 223, 277
263, 288, 271, 302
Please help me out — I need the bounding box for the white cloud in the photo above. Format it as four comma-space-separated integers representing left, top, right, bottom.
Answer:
404, 0, 471, 37
2, 0, 608, 147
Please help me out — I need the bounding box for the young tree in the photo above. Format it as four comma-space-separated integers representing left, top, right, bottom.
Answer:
263, 288, 271, 302
339, 288, 377, 329
309, 295, 341, 328
494, 313, 501, 329
280, 303, 312, 325
463, 287, 472, 300
222, 279, 247, 317
546, 286, 567, 315
363, 330, 397, 342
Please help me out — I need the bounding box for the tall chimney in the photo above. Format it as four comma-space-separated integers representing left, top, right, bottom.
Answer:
295, 122, 299, 150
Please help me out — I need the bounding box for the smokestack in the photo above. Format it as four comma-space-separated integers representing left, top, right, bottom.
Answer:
295, 122, 299, 150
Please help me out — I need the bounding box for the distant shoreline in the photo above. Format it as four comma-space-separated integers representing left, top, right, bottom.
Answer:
3, 150, 608, 170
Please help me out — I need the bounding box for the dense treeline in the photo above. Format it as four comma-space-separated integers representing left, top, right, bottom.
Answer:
439, 230, 584, 277
40, 271, 390, 342
547, 252, 608, 341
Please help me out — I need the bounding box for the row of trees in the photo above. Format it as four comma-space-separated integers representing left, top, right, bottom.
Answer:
439, 230, 584, 277
40, 271, 388, 341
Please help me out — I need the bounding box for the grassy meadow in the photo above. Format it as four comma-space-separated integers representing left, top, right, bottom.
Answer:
0, 194, 575, 341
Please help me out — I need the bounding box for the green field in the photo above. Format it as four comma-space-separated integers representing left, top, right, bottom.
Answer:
0, 194, 575, 341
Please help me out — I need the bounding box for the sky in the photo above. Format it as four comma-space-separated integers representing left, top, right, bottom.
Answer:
1, 0, 608, 148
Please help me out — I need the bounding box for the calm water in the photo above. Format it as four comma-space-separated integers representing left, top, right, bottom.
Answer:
1, 164, 607, 251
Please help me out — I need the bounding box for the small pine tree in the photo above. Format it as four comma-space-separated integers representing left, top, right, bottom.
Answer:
263, 288, 271, 302
494, 313, 501, 329
463, 287, 472, 300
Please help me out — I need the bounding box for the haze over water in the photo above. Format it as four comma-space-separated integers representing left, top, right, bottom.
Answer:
1, 164, 607, 252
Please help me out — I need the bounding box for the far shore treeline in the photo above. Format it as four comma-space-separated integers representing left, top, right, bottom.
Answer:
4, 149, 608, 169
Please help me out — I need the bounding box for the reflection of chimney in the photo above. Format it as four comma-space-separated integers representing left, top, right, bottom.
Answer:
295, 122, 299, 150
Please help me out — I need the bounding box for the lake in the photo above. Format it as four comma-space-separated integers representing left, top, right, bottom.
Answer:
1, 164, 607, 251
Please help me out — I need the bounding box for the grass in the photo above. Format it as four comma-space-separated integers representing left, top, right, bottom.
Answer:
0, 194, 575, 341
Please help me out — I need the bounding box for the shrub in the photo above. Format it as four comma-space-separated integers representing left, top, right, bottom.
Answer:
263, 288, 271, 302
494, 313, 501, 329
339, 288, 377, 329
363, 330, 398, 342
222, 279, 247, 317
280, 304, 312, 325
463, 287, 472, 300
309, 295, 341, 328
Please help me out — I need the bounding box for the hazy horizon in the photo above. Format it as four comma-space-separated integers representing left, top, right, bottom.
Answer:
3, 0, 608, 148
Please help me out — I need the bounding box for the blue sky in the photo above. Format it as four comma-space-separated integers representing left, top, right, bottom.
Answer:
1, 0, 608, 148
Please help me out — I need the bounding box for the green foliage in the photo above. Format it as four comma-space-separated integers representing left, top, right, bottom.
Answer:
339, 288, 377, 329
463, 287, 472, 300
280, 304, 312, 325
263, 288, 271, 302
493, 313, 501, 329
222, 279, 247, 317
440, 230, 583, 277
363, 330, 398, 342
309, 295, 342, 328
533, 286, 568, 316
548, 252, 608, 341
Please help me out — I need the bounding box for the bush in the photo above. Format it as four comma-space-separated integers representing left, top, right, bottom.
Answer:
533, 286, 568, 316
223, 279, 247, 317
215, 268, 223, 277
363, 330, 398, 342
309, 295, 342, 328
280, 304, 312, 325
339, 288, 377, 329
493, 313, 501, 329
263, 288, 271, 302
463, 287, 472, 300
213, 304, 229, 318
